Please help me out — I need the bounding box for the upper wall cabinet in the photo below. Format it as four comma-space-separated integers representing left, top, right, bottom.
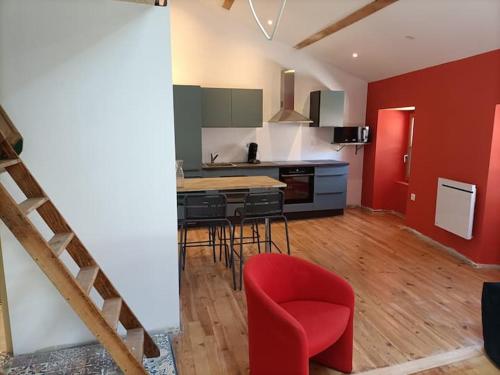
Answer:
231, 89, 263, 127
309, 90, 345, 127
202, 88, 263, 128
173, 85, 202, 171
202, 88, 232, 127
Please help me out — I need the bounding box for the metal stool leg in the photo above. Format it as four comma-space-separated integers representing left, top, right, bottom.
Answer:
222, 224, 229, 267
182, 224, 188, 270
209, 226, 216, 263
239, 220, 244, 290
268, 218, 273, 253
283, 216, 291, 255
255, 221, 261, 254
231, 224, 237, 289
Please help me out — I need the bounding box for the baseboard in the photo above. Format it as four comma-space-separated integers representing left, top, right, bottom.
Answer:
359, 205, 405, 219
358, 206, 500, 269
356, 345, 483, 375
402, 227, 500, 270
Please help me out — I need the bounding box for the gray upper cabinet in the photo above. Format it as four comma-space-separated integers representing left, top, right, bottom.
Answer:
309, 90, 345, 127
202, 88, 263, 128
173, 85, 202, 171
202, 88, 232, 127
231, 89, 263, 127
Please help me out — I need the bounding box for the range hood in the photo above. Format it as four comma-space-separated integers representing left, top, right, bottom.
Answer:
269, 70, 312, 124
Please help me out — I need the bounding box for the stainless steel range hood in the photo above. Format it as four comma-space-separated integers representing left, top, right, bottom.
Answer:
269, 69, 312, 124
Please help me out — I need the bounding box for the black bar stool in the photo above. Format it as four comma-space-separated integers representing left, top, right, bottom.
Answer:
232, 191, 290, 289
178, 194, 233, 288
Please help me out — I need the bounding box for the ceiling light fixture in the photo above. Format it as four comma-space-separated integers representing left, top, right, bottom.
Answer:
248, 0, 287, 41
352, 52, 359, 58
267, 19, 273, 25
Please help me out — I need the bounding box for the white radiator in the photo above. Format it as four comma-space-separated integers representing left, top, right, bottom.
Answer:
435, 178, 476, 240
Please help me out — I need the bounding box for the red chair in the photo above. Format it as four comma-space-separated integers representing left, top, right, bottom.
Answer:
244, 254, 354, 374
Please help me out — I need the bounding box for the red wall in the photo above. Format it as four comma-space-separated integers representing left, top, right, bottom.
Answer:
363, 49, 500, 264
373, 110, 410, 213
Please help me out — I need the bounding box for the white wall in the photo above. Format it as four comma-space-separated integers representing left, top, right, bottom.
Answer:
170, 0, 368, 205
0, 0, 179, 354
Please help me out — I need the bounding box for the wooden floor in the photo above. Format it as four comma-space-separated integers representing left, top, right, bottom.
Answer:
417, 354, 499, 374
172, 208, 500, 374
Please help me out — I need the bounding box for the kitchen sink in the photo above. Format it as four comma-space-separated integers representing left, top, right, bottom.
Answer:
204, 162, 237, 167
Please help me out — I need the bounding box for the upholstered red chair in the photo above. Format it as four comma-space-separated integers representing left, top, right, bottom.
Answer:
244, 254, 354, 374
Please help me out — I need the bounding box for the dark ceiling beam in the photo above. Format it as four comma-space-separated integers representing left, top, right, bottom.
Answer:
294, 0, 398, 49
222, 0, 235, 10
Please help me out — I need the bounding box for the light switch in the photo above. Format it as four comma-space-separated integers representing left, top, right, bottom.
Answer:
410, 193, 416, 201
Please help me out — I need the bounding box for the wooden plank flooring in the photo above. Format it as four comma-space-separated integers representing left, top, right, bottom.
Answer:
416, 353, 499, 374
173, 208, 500, 374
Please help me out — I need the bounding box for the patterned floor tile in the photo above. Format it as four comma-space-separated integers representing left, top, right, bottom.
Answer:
1, 333, 176, 375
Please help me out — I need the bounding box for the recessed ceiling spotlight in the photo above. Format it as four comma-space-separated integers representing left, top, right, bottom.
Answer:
267, 19, 273, 25
405, 35, 415, 40
352, 52, 359, 58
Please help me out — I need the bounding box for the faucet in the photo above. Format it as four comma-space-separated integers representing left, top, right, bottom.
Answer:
210, 153, 219, 164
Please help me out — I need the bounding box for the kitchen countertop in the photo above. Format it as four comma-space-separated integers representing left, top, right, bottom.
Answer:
177, 176, 286, 192
202, 159, 349, 169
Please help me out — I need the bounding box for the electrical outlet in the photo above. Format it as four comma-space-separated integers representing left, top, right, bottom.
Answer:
410, 193, 416, 201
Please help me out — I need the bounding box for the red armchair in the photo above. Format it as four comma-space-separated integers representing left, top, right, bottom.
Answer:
244, 254, 354, 374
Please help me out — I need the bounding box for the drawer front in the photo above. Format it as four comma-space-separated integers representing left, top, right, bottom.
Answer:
284, 202, 315, 213
203, 167, 279, 179
314, 192, 346, 210
315, 165, 349, 176
315, 174, 347, 194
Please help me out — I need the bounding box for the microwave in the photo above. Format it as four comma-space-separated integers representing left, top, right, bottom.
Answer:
333, 126, 370, 144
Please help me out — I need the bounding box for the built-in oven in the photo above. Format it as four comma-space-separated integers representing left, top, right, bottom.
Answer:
279, 167, 315, 204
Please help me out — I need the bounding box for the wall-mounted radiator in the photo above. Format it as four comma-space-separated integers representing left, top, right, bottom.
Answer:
435, 178, 476, 240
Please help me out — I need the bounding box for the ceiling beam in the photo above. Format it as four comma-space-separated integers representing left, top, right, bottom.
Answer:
222, 0, 235, 10
294, 0, 398, 49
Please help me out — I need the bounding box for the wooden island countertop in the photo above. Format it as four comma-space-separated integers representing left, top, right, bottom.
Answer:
177, 176, 286, 193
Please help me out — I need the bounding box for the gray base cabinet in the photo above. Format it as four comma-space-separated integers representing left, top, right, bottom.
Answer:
314, 166, 348, 210
201, 165, 348, 214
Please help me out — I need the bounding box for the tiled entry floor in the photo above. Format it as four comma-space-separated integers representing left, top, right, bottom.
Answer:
0, 333, 176, 374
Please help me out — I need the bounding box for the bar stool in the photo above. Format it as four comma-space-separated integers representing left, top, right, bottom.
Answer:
232, 191, 290, 289
178, 194, 233, 287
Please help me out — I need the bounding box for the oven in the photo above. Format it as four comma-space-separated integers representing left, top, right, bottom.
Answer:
279, 167, 315, 204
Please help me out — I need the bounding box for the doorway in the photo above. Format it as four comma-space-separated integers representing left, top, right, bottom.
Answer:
372, 107, 416, 215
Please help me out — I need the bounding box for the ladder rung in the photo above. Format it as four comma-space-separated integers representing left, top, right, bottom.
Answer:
48, 233, 74, 256
102, 298, 122, 329
18, 197, 49, 215
125, 328, 144, 362
76, 265, 99, 294
0, 159, 20, 172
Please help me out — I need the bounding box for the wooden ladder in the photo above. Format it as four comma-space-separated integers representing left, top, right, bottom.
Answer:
0, 113, 159, 374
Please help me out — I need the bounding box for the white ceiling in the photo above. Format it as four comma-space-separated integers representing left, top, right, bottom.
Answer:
220, 0, 500, 81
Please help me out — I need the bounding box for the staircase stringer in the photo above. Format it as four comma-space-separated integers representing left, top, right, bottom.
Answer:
0, 184, 148, 374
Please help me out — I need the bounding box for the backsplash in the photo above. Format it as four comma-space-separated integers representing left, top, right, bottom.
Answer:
203, 122, 336, 162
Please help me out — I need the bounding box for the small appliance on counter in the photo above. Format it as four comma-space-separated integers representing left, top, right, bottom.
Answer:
247, 142, 260, 164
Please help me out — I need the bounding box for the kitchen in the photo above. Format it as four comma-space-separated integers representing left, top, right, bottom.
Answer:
174, 68, 369, 218
174, 68, 367, 219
